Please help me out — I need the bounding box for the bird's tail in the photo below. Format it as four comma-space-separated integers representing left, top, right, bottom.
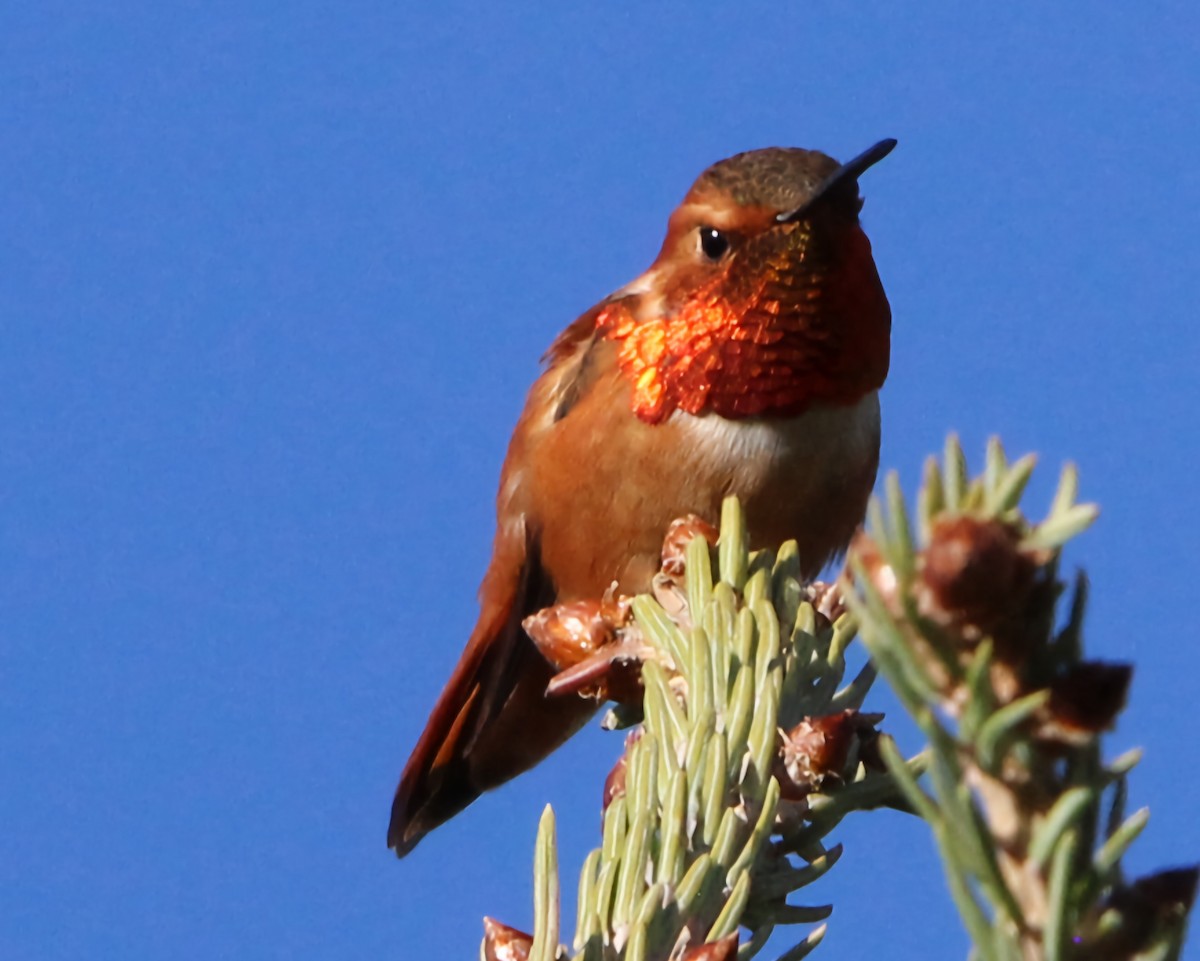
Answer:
388, 538, 595, 856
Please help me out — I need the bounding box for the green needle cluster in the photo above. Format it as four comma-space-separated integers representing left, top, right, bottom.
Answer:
503, 497, 918, 961
845, 436, 1197, 961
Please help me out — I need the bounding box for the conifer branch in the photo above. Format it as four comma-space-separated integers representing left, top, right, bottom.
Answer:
482, 437, 1197, 961
844, 436, 1197, 961
485, 499, 915, 960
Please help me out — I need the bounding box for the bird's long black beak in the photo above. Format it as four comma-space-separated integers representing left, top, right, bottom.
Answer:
777, 137, 897, 223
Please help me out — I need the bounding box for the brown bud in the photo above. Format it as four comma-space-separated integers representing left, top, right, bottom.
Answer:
525, 598, 648, 701
543, 637, 653, 703
1046, 661, 1132, 734
602, 730, 642, 810
1081, 867, 1200, 957
524, 599, 623, 672
651, 571, 690, 622
680, 932, 739, 960
1130, 867, 1200, 913
482, 917, 532, 961
776, 710, 884, 798
661, 514, 719, 577
921, 516, 1035, 630
846, 530, 900, 612
803, 580, 847, 623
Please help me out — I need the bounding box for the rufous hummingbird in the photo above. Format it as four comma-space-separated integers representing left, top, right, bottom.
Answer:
389, 139, 896, 856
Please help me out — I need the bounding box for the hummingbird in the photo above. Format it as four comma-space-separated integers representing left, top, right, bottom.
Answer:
389, 139, 896, 856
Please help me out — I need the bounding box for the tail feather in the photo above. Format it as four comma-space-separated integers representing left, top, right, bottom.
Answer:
388, 528, 594, 856
387, 601, 510, 856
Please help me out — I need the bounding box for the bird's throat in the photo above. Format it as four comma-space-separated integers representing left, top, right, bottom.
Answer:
597, 229, 890, 425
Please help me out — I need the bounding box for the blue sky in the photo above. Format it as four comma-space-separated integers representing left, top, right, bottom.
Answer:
3, 3, 1198, 959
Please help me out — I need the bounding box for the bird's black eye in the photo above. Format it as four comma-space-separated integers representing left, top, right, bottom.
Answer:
698, 226, 730, 261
